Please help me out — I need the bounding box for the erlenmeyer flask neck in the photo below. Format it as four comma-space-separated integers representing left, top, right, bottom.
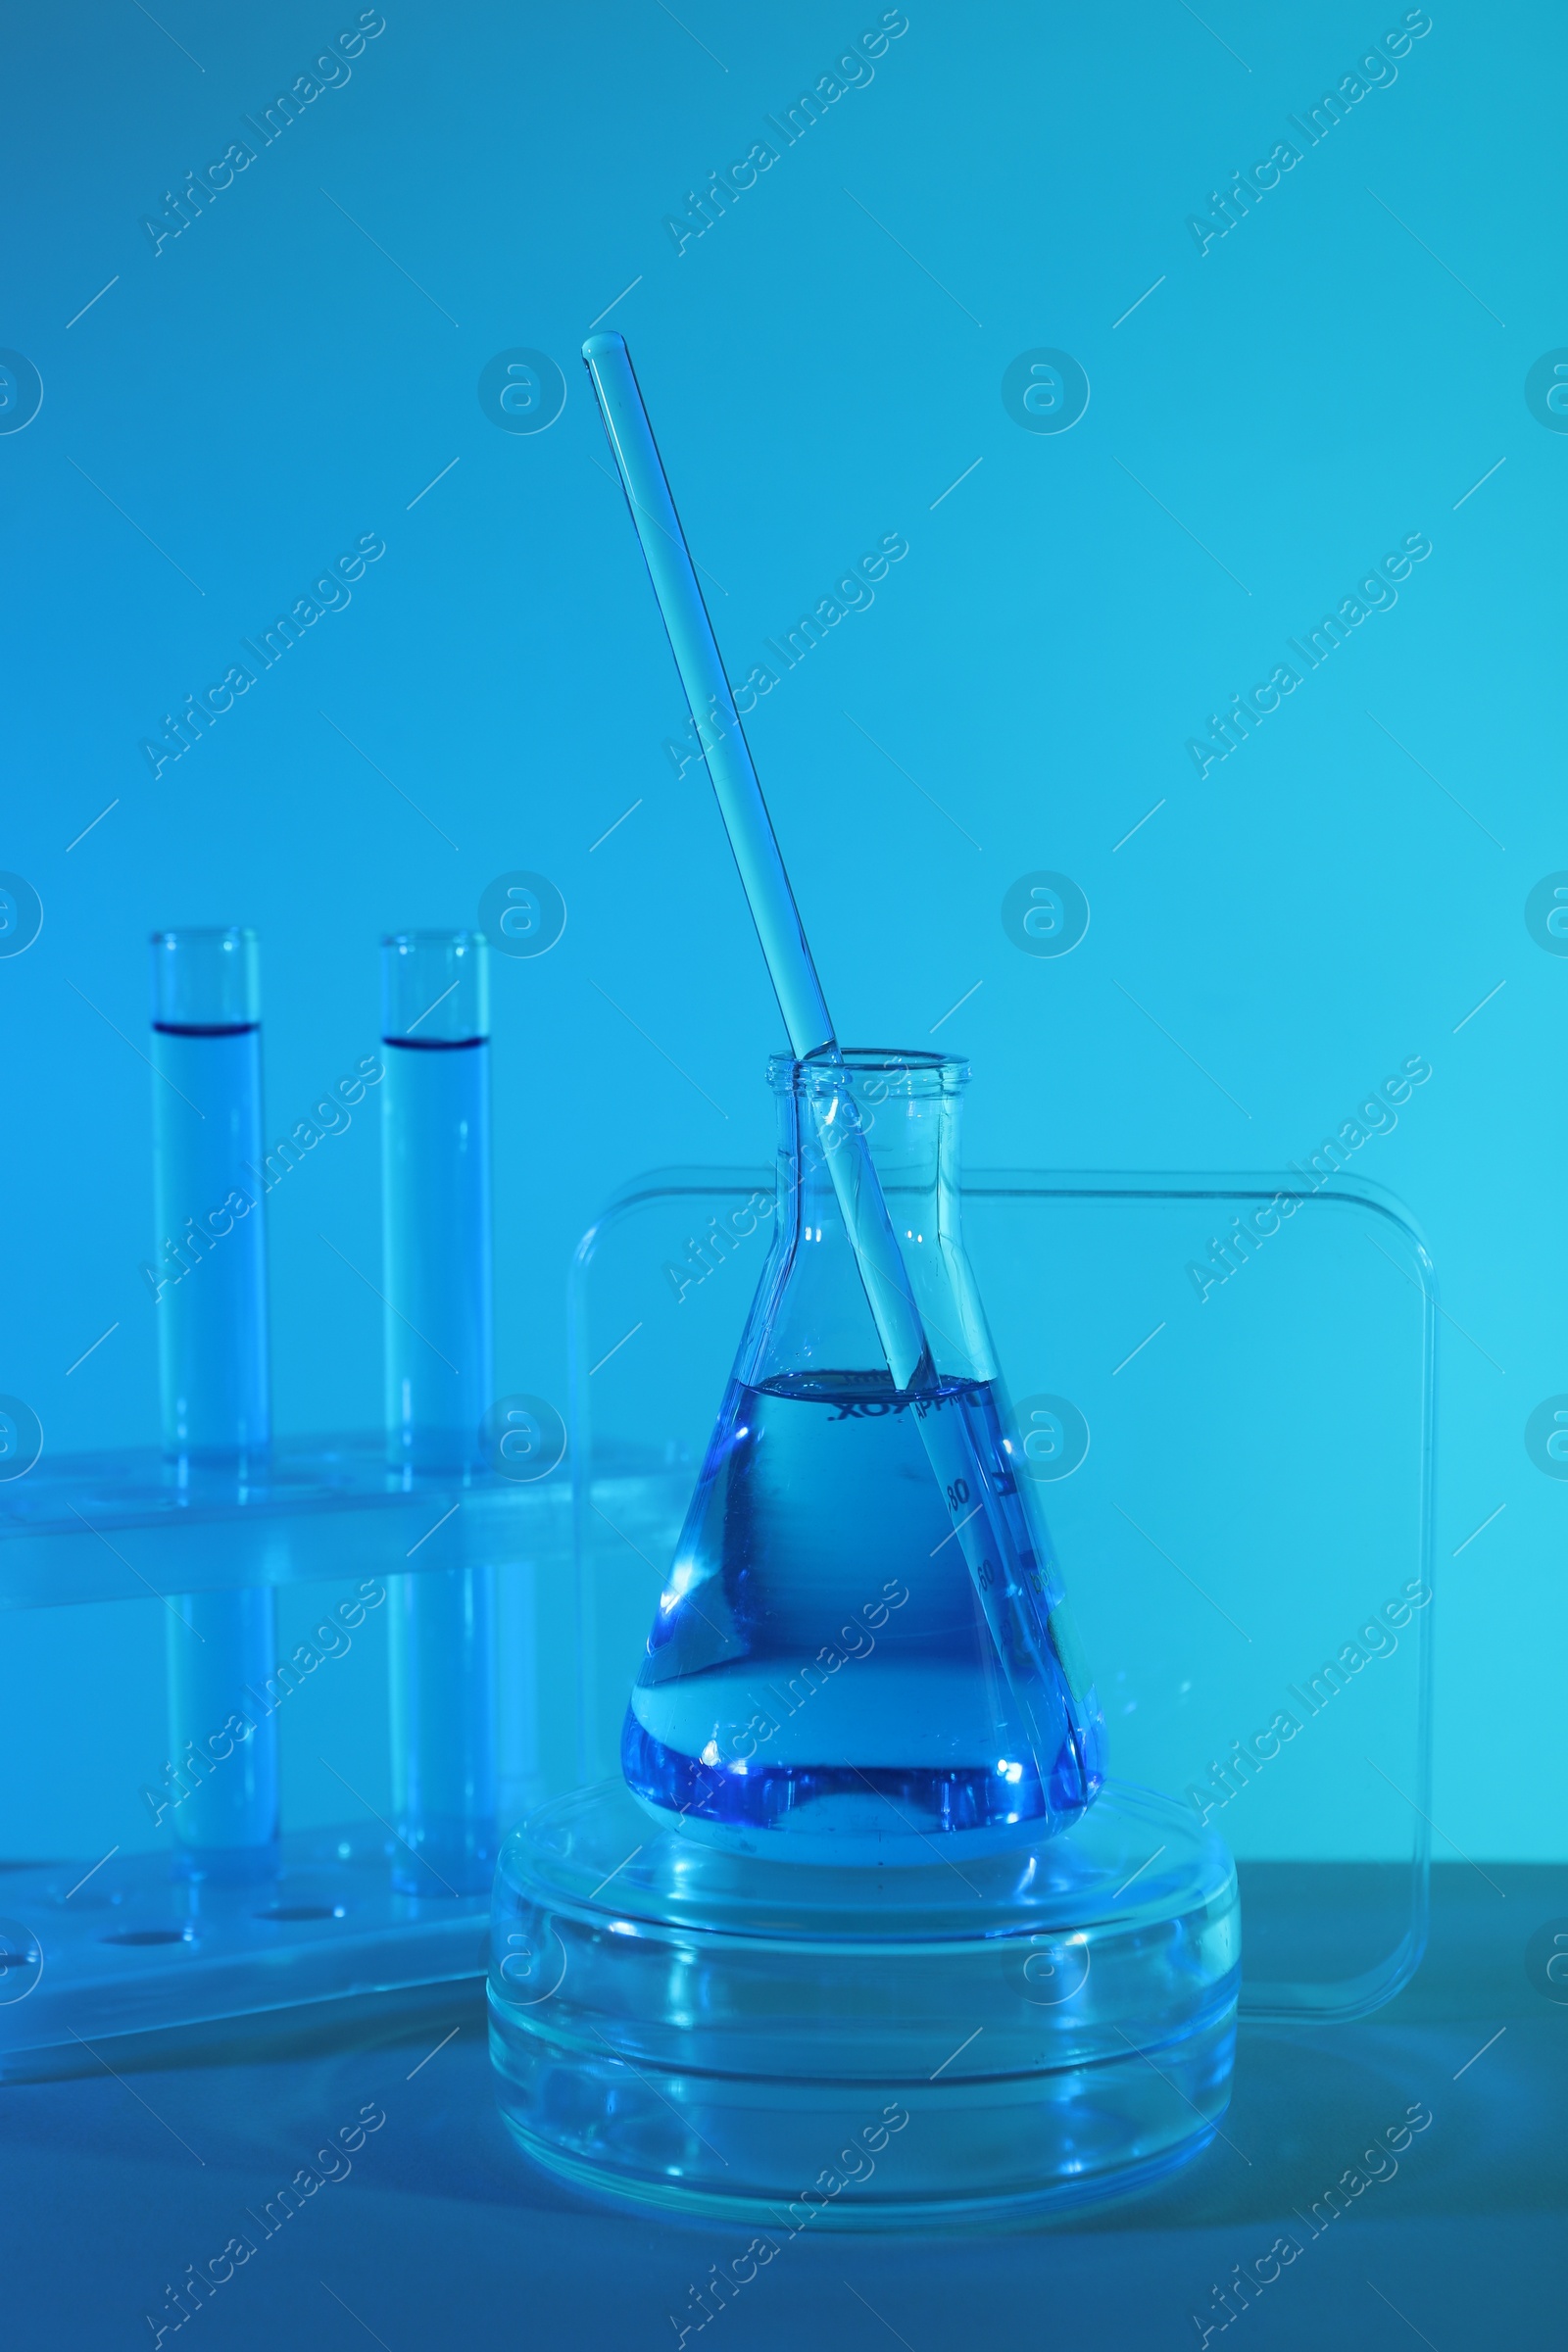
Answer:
773, 1045, 959, 1175
747, 1049, 992, 1394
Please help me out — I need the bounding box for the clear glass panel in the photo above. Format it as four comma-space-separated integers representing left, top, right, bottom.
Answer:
568, 1165, 1434, 2024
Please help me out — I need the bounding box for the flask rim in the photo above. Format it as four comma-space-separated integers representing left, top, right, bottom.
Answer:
768, 1047, 969, 1095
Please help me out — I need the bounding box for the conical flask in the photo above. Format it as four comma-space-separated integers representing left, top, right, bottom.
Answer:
623, 1050, 1106, 1856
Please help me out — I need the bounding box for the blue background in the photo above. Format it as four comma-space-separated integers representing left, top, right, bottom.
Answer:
2, 0, 1562, 1865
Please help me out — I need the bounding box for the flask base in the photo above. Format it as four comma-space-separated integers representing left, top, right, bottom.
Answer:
489, 1776, 1239, 2227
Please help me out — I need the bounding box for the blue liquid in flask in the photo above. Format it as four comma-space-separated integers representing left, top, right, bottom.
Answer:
149, 928, 279, 1873
380, 932, 497, 1895
623, 1052, 1105, 1857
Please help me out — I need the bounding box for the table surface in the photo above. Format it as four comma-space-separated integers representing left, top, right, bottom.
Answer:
8, 1864, 1564, 2352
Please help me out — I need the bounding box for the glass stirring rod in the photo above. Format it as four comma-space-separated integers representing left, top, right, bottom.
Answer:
581, 332, 1083, 1788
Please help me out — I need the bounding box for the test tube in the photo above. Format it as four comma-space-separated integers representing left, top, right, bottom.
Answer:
150, 927, 279, 1874
381, 931, 496, 1894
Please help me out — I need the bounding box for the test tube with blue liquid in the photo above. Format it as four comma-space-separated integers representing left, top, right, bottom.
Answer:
381, 931, 497, 1894
151, 927, 279, 1875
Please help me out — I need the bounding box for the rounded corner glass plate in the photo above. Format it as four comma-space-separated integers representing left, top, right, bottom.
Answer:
565, 1166, 1435, 2027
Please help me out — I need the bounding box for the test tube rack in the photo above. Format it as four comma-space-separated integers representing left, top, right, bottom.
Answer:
0, 1439, 572, 2079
